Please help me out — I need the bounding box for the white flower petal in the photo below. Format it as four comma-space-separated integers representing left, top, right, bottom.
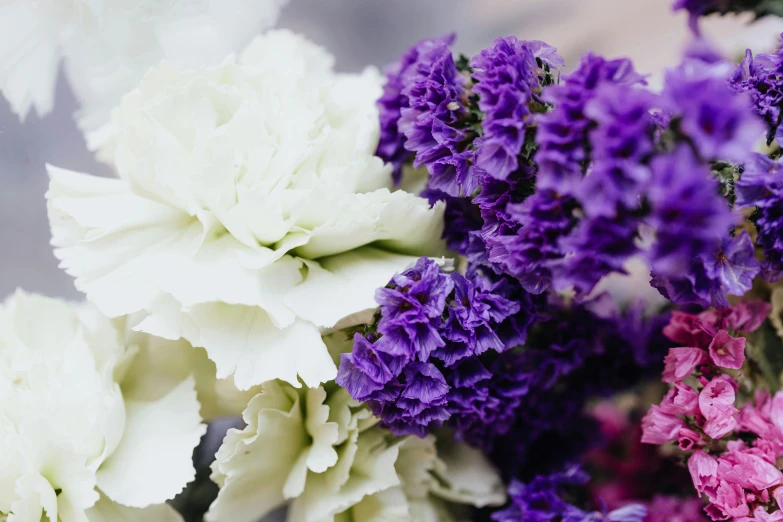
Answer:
184, 304, 336, 390
285, 247, 419, 329
288, 429, 402, 522
291, 190, 445, 260
96, 377, 206, 508
86, 494, 183, 522
429, 441, 506, 508
207, 382, 307, 522
0, 0, 62, 120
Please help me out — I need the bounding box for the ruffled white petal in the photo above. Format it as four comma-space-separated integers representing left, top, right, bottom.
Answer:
429, 441, 506, 508
206, 382, 308, 522
96, 377, 206, 507
86, 494, 183, 522
285, 248, 420, 329
0, 0, 63, 120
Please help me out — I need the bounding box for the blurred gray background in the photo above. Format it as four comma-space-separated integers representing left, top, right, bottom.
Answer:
2, 0, 782, 299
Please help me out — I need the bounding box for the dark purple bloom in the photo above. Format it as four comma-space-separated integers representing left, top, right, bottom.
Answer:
470, 37, 563, 180
535, 52, 646, 194
487, 189, 578, 294
646, 146, 737, 277
552, 214, 640, 295
491, 466, 589, 522
736, 153, 783, 281
731, 45, 783, 147
377, 34, 458, 184
663, 46, 763, 163
336, 257, 541, 438
651, 231, 759, 309
375, 257, 453, 360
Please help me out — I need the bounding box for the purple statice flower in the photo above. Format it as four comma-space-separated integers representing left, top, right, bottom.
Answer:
394, 35, 477, 197
470, 37, 563, 180
374, 257, 453, 361
552, 214, 640, 295
337, 257, 541, 438
579, 84, 658, 219
491, 466, 590, 522
646, 146, 737, 277
650, 231, 760, 309
663, 45, 763, 163
376, 34, 460, 184
490, 299, 672, 479
446, 352, 528, 449
431, 271, 518, 365
535, 52, 646, 194
735, 153, 783, 281
562, 505, 647, 522
487, 189, 578, 294
730, 46, 783, 146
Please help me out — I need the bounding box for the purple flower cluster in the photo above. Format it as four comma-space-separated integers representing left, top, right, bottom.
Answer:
491, 466, 646, 522
490, 299, 672, 479
377, 34, 472, 188
673, 0, 783, 27
489, 53, 651, 295
335, 258, 540, 440
736, 153, 783, 282
471, 37, 564, 181
647, 47, 763, 308
731, 45, 783, 148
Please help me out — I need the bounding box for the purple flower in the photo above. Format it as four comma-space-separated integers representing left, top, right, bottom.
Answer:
336, 257, 541, 438
536, 52, 646, 194
375, 257, 453, 361
731, 46, 783, 146
471, 37, 563, 180
491, 466, 590, 522
394, 34, 477, 197
651, 232, 760, 309
487, 189, 578, 294
553, 214, 640, 295
663, 46, 763, 163
376, 34, 457, 183
646, 146, 737, 277
736, 153, 783, 282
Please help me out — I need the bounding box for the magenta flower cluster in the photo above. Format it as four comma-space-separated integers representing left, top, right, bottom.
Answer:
640, 301, 783, 520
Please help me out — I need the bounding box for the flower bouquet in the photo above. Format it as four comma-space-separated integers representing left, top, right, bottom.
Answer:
4, 0, 783, 521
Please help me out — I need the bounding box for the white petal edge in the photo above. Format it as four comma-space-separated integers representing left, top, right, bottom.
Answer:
96, 377, 206, 508
86, 494, 183, 522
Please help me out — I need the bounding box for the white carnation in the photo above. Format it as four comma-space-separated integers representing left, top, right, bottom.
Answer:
0, 0, 286, 141
206, 381, 503, 522
0, 290, 206, 521
47, 29, 445, 391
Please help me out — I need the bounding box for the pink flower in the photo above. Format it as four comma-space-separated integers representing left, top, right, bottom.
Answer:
689, 450, 719, 496
728, 300, 772, 332
699, 376, 737, 416
663, 347, 708, 383
707, 330, 746, 369
661, 382, 700, 415
735, 507, 783, 522
718, 445, 783, 491
664, 311, 715, 348
706, 480, 750, 519
774, 486, 783, 510
678, 427, 703, 450
641, 405, 686, 444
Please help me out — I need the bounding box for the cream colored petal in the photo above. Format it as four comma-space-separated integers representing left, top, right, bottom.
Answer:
207, 382, 307, 522
429, 441, 506, 508
285, 248, 419, 329
86, 494, 183, 522
97, 378, 206, 508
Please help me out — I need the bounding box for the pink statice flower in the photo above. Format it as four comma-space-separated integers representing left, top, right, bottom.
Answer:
708, 329, 746, 369
661, 382, 700, 415
642, 405, 687, 444
663, 347, 709, 383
